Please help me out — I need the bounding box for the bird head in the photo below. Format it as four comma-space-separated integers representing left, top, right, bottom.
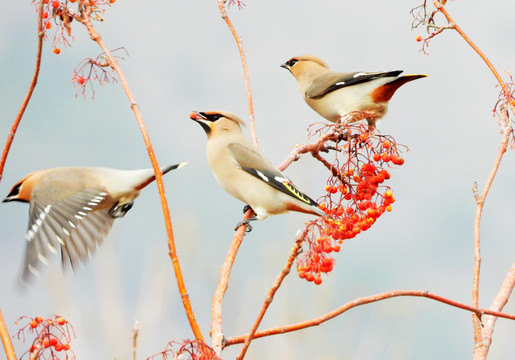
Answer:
2, 171, 43, 203
281, 55, 330, 80
190, 110, 246, 137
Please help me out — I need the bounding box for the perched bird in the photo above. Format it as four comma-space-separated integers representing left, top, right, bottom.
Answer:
3, 163, 187, 280
281, 55, 427, 127
190, 110, 326, 230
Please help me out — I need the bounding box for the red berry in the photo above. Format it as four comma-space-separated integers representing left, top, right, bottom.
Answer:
63, 343, 70, 351
314, 277, 322, 285
43, 340, 50, 348
50, 338, 58, 346
51, 1, 60, 8
55, 343, 63, 352
30, 320, 38, 328
382, 140, 391, 149
381, 153, 392, 162
416, 36, 422, 42
373, 153, 381, 162
43, 11, 48, 19
57, 317, 66, 325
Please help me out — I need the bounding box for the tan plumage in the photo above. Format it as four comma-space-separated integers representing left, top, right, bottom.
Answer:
281, 55, 427, 127
3, 164, 187, 280
190, 110, 325, 230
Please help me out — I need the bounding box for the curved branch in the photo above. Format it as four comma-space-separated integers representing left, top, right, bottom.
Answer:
218, 0, 258, 148
74, 9, 203, 341
225, 289, 515, 346
0, 0, 45, 184
432, 0, 515, 346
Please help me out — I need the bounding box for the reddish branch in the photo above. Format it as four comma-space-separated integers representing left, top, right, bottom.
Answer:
0, 0, 45, 183
0, 306, 15, 360
236, 236, 304, 359
225, 290, 515, 346
431, 0, 515, 351
71, 8, 203, 341
211, 209, 255, 356
218, 0, 258, 148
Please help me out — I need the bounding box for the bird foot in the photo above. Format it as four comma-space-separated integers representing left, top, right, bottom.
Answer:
108, 201, 134, 218
242, 204, 252, 214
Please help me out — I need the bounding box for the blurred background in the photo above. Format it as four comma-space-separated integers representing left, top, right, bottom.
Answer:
1, 0, 514, 359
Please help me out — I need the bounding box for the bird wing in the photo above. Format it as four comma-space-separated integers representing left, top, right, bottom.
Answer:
23, 188, 114, 280
306, 70, 404, 98
227, 143, 320, 208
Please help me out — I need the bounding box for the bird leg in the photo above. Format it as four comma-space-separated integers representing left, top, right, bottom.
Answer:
108, 201, 134, 218
242, 204, 252, 213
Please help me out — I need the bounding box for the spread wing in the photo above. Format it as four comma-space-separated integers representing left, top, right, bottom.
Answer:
23, 188, 115, 280
228, 143, 320, 208
306, 70, 403, 98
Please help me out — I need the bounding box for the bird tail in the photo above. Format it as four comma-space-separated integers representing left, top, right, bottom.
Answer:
370, 74, 427, 103
162, 162, 188, 175
135, 162, 188, 190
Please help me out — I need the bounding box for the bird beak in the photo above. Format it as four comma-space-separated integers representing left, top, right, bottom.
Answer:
190, 111, 211, 134
280, 63, 292, 73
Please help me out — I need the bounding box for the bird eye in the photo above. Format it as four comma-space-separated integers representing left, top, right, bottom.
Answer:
287, 59, 299, 67
207, 114, 222, 121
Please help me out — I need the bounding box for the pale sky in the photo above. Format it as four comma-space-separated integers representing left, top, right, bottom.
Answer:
1, 1, 514, 359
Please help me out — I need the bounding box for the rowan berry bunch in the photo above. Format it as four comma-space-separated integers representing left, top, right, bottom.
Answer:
33, 0, 116, 53
297, 123, 406, 284
16, 315, 75, 360
148, 340, 220, 360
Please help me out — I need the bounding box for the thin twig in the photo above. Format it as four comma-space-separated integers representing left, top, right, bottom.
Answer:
218, 0, 258, 148
0, 0, 45, 184
74, 8, 204, 341
211, 209, 254, 356
132, 321, 139, 360
236, 236, 304, 359
225, 289, 515, 346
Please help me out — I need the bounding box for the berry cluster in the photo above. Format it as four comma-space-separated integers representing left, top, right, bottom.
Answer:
16, 315, 75, 359
297, 124, 405, 284
33, 0, 117, 55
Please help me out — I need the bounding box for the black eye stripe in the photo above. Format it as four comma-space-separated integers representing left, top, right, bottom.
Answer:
199, 112, 222, 122
287, 59, 299, 67
8, 183, 22, 197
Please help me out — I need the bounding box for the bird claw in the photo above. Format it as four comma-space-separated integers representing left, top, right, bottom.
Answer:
242, 204, 252, 214
234, 221, 253, 233
108, 201, 134, 218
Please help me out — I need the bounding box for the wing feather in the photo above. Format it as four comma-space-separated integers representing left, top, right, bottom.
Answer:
306, 70, 403, 98
22, 189, 114, 280
228, 143, 320, 208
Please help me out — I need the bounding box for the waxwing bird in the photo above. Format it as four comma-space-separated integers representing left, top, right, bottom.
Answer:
281, 55, 427, 127
3, 163, 187, 280
190, 110, 326, 231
